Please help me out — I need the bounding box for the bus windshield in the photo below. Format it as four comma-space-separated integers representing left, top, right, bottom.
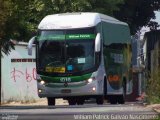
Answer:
37, 27, 96, 75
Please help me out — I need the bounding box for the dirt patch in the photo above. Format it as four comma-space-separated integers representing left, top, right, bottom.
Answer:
2, 98, 68, 106
146, 104, 160, 113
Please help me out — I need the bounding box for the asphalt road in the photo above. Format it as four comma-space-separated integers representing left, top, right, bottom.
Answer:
0, 102, 159, 120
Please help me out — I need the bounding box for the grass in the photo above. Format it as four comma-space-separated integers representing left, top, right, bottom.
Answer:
146, 67, 160, 104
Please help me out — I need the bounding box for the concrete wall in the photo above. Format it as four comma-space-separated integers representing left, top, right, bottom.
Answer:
1, 42, 40, 103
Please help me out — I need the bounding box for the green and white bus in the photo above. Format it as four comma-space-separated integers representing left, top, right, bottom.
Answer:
28, 12, 132, 105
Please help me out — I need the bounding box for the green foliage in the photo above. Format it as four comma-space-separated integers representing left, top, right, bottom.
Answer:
114, 0, 160, 34
89, 0, 124, 16
147, 21, 160, 31
146, 67, 160, 104
0, 0, 14, 55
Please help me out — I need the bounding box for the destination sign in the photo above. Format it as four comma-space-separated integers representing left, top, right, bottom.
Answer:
38, 34, 95, 41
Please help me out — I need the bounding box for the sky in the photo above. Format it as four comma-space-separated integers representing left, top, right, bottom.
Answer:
154, 11, 160, 24
140, 11, 160, 39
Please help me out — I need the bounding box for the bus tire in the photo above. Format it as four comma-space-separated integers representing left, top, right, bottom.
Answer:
47, 97, 55, 106
110, 96, 117, 104
118, 95, 125, 104
77, 99, 85, 105
68, 98, 76, 105
118, 80, 126, 104
96, 96, 104, 105
104, 76, 107, 99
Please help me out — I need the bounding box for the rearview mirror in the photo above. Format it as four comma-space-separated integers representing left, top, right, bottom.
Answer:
28, 36, 36, 55
95, 33, 101, 52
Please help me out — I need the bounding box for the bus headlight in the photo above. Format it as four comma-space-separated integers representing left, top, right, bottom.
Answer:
88, 78, 93, 83
87, 77, 95, 83
92, 87, 96, 91
40, 80, 45, 85
38, 89, 42, 93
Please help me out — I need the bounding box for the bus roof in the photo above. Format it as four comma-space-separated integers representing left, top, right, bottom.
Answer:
38, 12, 128, 30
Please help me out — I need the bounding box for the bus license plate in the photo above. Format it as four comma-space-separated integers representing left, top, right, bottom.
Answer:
61, 89, 71, 93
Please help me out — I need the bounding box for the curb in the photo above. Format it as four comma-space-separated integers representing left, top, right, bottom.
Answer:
143, 102, 160, 114
153, 108, 160, 114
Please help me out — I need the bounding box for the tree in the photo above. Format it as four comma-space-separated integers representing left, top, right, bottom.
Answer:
147, 21, 160, 31
114, 0, 160, 34
0, 0, 14, 55
89, 0, 124, 16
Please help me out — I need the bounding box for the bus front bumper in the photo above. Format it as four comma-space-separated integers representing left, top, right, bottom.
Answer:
37, 80, 103, 98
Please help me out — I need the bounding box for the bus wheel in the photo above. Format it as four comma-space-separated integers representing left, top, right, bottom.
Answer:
118, 95, 125, 104
118, 83, 126, 104
104, 76, 107, 99
96, 96, 104, 105
110, 96, 117, 104
68, 98, 76, 105
77, 99, 85, 105
47, 97, 55, 106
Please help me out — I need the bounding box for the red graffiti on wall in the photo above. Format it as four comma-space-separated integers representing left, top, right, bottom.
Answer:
11, 68, 37, 82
